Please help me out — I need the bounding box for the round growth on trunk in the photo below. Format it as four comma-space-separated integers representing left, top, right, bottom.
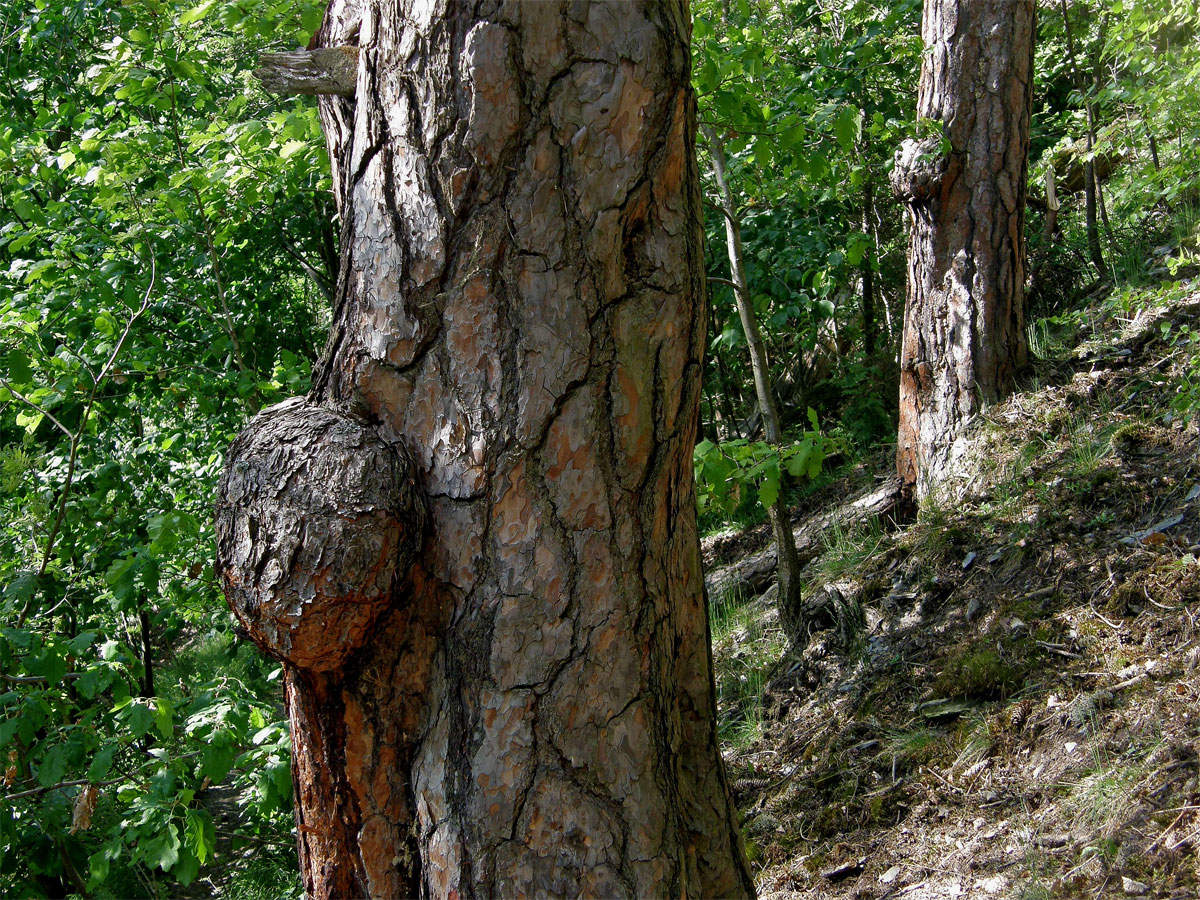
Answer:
890, 134, 948, 206
215, 398, 424, 672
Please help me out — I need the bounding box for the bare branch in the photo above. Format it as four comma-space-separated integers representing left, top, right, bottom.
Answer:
0, 378, 72, 438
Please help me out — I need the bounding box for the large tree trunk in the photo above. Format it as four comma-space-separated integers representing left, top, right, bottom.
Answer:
891, 0, 1035, 501
216, 2, 753, 899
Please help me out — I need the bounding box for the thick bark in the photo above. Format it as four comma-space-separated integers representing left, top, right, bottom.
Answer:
702, 126, 805, 640
891, 0, 1035, 500
256, 48, 360, 96
217, 3, 752, 899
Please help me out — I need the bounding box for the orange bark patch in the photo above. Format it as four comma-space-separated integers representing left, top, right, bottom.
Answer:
544, 390, 611, 530
614, 367, 651, 472
652, 91, 689, 201
611, 60, 653, 158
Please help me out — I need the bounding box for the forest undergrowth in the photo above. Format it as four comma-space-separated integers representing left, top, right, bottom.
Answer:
706, 276, 1200, 900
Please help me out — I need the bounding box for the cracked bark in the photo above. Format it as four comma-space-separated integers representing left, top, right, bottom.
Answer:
216, 2, 753, 898
891, 0, 1035, 501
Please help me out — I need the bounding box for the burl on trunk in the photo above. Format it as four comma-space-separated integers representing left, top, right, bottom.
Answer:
216, 2, 753, 898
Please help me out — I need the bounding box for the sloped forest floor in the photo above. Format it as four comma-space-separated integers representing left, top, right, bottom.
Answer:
705, 278, 1200, 900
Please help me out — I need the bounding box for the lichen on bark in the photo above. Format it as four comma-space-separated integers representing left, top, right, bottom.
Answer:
890, 133, 948, 206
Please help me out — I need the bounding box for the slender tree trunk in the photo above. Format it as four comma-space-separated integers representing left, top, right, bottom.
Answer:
702, 125, 805, 638
891, 0, 1035, 501
1060, 0, 1105, 275
715, 350, 745, 440
1147, 118, 1162, 172
860, 168, 877, 358
1093, 15, 1116, 249
217, 3, 752, 899
1043, 167, 1060, 242
138, 606, 154, 699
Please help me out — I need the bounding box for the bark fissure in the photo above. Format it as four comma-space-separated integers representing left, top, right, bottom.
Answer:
222, 2, 752, 897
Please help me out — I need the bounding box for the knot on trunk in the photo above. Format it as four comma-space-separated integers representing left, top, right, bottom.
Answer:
215, 398, 425, 672
890, 135, 948, 205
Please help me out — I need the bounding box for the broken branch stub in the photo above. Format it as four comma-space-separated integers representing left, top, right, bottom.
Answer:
255, 47, 359, 97
215, 398, 424, 672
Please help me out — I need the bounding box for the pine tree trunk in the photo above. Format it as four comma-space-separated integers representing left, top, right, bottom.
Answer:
891, 0, 1035, 500
216, 2, 753, 898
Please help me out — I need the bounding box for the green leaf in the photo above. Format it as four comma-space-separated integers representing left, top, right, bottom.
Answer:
124, 701, 156, 739
88, 850, 110, 889
280, 139, 308, 159
88, 745, 117, 781
184, 808, 214, 864
4, 574, 39, 606
834, 106, 862, 152
172, 846, 200, 885
180, 0, 217, 26
757, 459, 781, 508
270, 759, 292, 804
785, 441, 812, 478
807, 447, 824, 479
140, 823, 181, 872
155, 697, 174, 740
753, 137, 772, 169
22, 258, 57, 284
68, 632, 98, 655
0, 718, 20, 750
37, 744, 69, 788
31, 643, 69, 687
199, 731, 236, 783
77, 665, 114, 699
5, 349, 32, 384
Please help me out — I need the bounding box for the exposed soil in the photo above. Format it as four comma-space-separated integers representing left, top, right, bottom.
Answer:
706, 282, 1200, 900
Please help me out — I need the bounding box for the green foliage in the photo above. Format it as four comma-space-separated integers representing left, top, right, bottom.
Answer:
694, 409, 835, 520
1160, 319, 1200, 419
693, 0, 918, 444
0, 0, 327, 893
708, 587, 787, 749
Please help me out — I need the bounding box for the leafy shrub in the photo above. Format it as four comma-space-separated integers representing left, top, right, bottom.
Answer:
694, 409, 836, 520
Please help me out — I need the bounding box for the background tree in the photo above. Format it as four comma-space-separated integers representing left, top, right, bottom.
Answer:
891, 0, 1036, 501
217, 2, 753, 897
